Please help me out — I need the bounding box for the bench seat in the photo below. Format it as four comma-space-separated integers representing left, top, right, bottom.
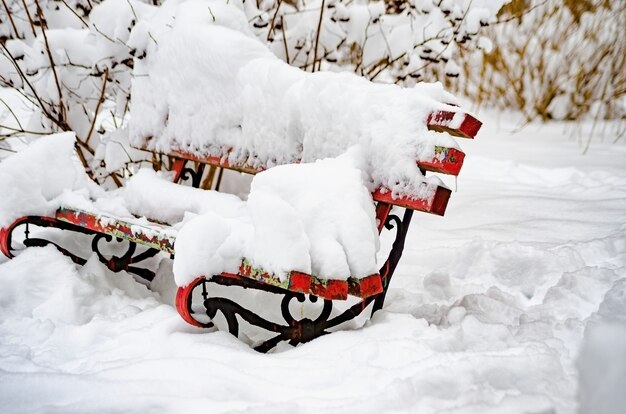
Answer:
55, 206, 384, 302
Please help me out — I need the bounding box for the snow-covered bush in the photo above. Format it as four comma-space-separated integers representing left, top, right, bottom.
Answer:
454, 0, 626, 122
243, 0, 507, 83
0, 0, 152, 183
0, 0, 505, 181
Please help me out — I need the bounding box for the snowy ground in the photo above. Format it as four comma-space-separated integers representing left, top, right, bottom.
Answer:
1, 112, 625, 413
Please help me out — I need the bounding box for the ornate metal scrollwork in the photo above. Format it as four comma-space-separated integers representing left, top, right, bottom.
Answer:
181, 209, 415, 352
373, 208, 414, 313
91, 234, 160, 281
1, 216, 159, 282
3, 204, 416, 353
179, 163, 205, 188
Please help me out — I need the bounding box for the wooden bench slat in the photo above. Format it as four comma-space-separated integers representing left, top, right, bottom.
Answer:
372, 185, 451, 216
55, 207, 176, 254
141, 109, 476, 178
168, 149, 262, 175
167, 146, 465, 177
239, 259, 383, 300
418, 146, 465, 176
162, 149, 456, 214
426, 110, 482, 139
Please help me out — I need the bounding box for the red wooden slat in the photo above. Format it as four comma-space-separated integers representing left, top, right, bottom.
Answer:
426, 110, 482, 139
372, 185, 451, 216
55, 208, 176, 253
168, 148, 262, 175
239, 260, 351, 300
417, 146, 465, 176
348, 275, 384, 298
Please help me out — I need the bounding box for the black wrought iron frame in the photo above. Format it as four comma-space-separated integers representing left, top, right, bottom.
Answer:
184, 208, 413, 352
1, 216, 160, 282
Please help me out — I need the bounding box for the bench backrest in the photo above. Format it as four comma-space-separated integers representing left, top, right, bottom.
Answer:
136, 109, 481, 216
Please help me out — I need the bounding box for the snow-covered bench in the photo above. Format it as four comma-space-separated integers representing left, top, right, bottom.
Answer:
0, 1, 482, 351
0, 107, 480, 351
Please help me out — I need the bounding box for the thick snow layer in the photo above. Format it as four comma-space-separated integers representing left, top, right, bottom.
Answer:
0, 133, 98, 227
123, 169, 247, 224
174, 150, 379, 284
129, 0, 458, 199
0, 138, 380, 282
1, 113, 625, 413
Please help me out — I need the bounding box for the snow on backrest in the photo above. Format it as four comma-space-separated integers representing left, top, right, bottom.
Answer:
129, 1, 474, 201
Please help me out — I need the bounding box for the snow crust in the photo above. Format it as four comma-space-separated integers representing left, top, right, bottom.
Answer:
129, 0, 460, 199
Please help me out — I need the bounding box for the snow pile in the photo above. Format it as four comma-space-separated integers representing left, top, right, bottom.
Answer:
129, 0, 460, 199
0, 246, 160, 325
0, 133, 98, 228
174, 150, 379, 285
123, 169, 246, 224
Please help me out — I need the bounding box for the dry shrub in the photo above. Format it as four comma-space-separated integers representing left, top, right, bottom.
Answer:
452, 0, 625, 122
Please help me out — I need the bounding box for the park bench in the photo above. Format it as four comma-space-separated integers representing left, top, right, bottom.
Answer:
0, 108, 481, 352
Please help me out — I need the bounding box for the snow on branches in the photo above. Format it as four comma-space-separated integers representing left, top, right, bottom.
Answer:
0, 0, 505, 181
245, 0, 508, 82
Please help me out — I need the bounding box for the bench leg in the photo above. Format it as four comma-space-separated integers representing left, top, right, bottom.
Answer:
373, 208, 414, 313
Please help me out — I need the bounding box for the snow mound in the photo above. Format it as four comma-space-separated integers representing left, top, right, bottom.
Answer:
129, 0, 458, 198
174, 149, 379, 285
0, 246, 160, 326
0, 133, 98, 228
123, 169, 247, 224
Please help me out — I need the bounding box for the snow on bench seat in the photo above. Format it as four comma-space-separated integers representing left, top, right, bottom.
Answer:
55, 206, 383, 301
56, 207, 176, 254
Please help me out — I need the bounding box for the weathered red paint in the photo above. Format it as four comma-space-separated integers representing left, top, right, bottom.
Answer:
348, 274, 384, 298
0, 224, 13, 258
417, 147, 465, 176
170, 158, 187, 183
309, 277, 348, 300
55, 208, 175, 253
238, 260, 351, 300
169, 148, 262, 175
175, 276, 210, 328
375, 202, 392, 233
289, 272, 314, 295
0, 216, 37, 259
426, 110, 482, 139
372, 185, 451, 216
